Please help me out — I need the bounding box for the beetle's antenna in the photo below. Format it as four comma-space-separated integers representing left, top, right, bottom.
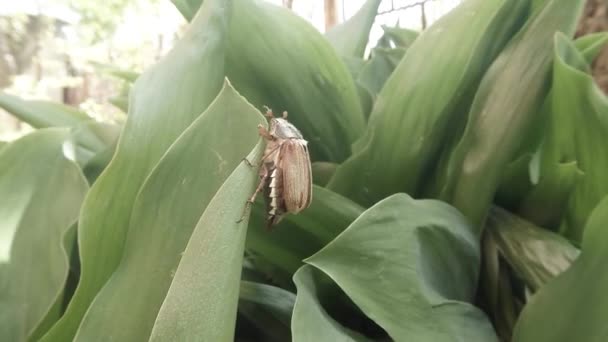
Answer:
282, 111, 288, 119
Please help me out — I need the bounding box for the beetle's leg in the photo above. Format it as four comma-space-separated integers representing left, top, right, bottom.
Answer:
258, 124, 274, 140
243, 143, 282, 169
237, 164, 269, 223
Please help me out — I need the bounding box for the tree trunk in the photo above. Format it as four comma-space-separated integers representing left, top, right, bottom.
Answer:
576, 0, 608, 93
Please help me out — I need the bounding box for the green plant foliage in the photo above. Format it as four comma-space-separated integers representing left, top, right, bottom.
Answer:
0, 92, 90, 128
292, 265, 369, 342
328, 0, 529, 206
325, 0, 382, 58
375, 25, 419, 49
526, 33, 608, 242
225, 0, 365, 163
147, 140, 264, 341
486, 207, 579, 292
300, 194, 496, 341
0, 129, 88, 341
513, 196, 608, 342
442, 0, 585, 229
246, 185, 364, 286
40, 1, 231, 340
2, 0, 607, 340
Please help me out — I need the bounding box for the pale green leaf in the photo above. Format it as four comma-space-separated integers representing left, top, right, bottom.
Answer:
0, 92, 90, 128
329, 0, 529, 206
325, 0, 382, 58
40, 1, 231, 340
0, 129, 88, 341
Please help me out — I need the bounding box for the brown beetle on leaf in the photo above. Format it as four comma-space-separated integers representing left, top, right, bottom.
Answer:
240, 106, 312, 228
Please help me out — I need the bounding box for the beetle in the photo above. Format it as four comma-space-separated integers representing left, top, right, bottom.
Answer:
240, 106, 312, 228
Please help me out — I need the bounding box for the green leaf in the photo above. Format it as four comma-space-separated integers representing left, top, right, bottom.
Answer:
40, 1, 231, 340
325, 0, 382, 58
376, 25, 419, 49
174, 0, 366, 162
146, 139, 264, 342
171, 0, 203, 21
545, 34, 608, 241
357, 47, 405, 99
442, 0, 585, 229
65, 122, 121, 169
305, 194, 497, 341
292, 265, 369, 342
71, 81, 264, 341
311, 161, 337, 186
0, 92, 90, 128
238, 281, 296, 342
239, 280, 296, 327
226, 0, 365, 162
513, 196, 608, 342
0, 129, 88, 341
574, 32, 608, 64
328, 0, 529, 206
246, 186, 364, 286
486, 207, 579, 292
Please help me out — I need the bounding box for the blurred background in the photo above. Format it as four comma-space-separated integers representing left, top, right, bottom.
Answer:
1, 0, 606, 141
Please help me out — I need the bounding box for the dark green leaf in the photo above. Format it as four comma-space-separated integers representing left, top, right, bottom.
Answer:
292, 265, 369, 342
246, 186, 364, 286
226, 0, 365, 162
305, 194, 497, 341
513, 196, 608, 342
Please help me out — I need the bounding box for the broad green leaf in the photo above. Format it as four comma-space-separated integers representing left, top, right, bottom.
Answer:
486, 207, 579, 292
173, 0, 366, 162
325, 0, 382, 58
442, 0, 585, 229
246, 186, 364, 286
0, 129, 88, 341
305, 194, 497, 341
574, 32, 608, 64
328, 0, 529, 206
292, 265, 369, 342
40, 1, 230, 340
0, 92, 90, 128
147, 138, 264, 342
72, 81, 264, 341
226, 0, 365, 162
513, 196, 608, 342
